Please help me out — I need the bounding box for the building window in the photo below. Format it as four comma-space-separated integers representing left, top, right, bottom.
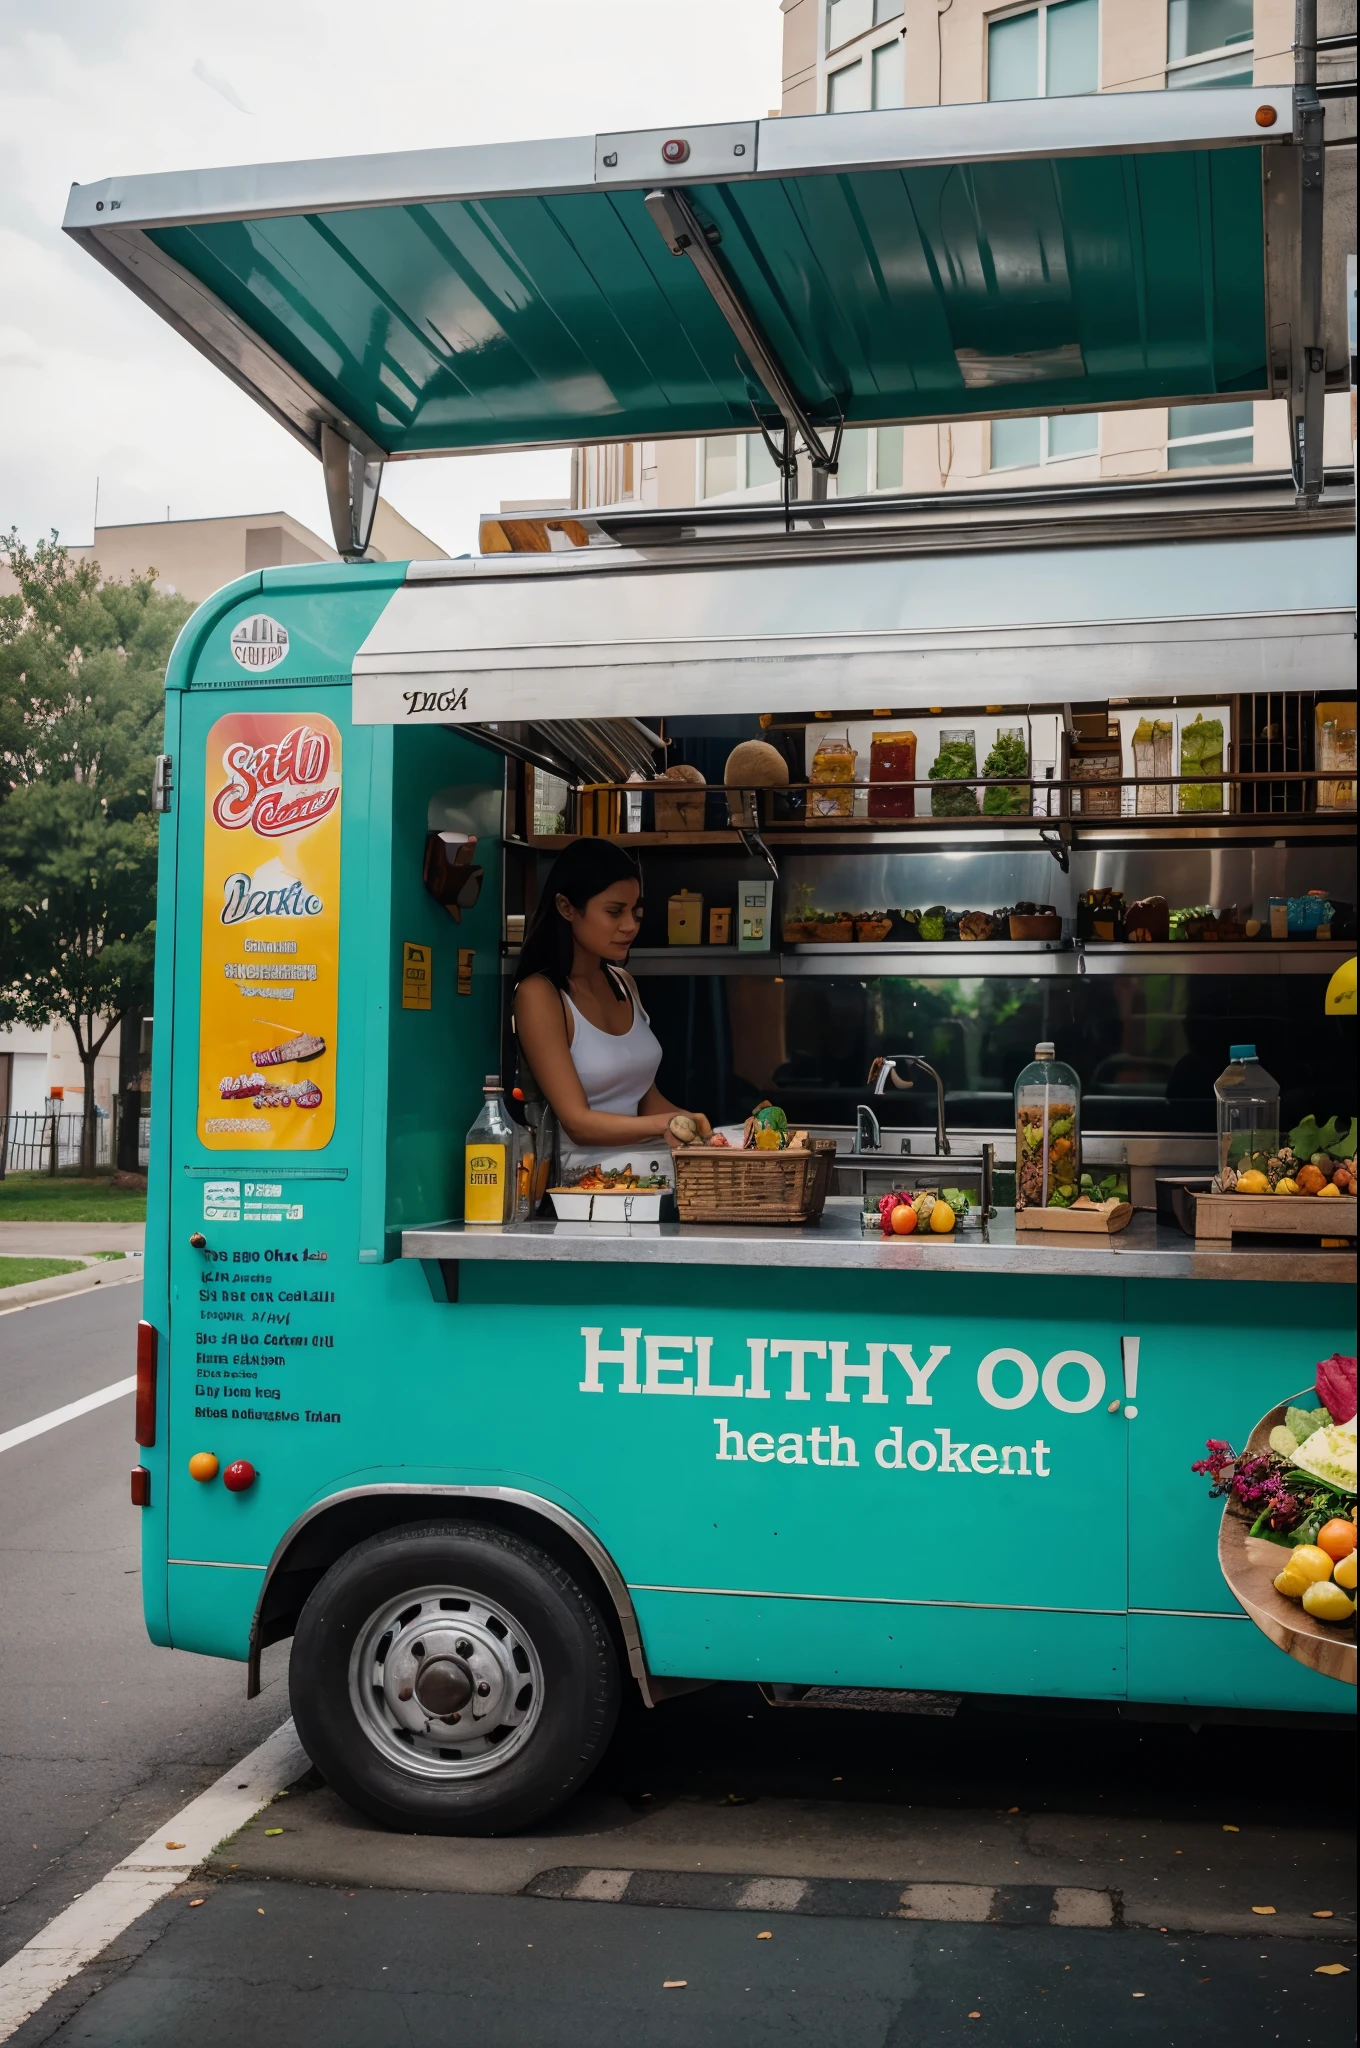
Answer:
827, 0, 873, 53
702, 434, 782, 499
872, 40, 904, 108
1166, 401, 1254, 467
828, 426, 907, 496
987, 0, 1099, 101
990, 413, 1099, 469
828, 57, 870, 111
1166, 0, 1252, 87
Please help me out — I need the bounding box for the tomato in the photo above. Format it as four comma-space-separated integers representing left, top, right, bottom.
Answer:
1316, 1517, 1357, 1563
890, 1203, 918, 1235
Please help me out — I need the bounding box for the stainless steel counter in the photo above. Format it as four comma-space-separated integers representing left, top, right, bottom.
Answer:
402, 1201, 1354, 1285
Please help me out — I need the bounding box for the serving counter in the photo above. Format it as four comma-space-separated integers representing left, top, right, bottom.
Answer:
404, 1201, 1355, 1286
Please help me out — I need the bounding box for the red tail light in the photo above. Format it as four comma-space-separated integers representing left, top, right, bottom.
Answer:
135, 1321, 158, 1446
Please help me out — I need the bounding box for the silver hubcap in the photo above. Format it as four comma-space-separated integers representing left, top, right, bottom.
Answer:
348, 1583, 544, 1780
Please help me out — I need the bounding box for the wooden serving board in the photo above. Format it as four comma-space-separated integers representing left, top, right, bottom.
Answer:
1192, 1193, 1358, 1240
1015, 1199, 1133, 1235
1218, 1399, 1356, 1688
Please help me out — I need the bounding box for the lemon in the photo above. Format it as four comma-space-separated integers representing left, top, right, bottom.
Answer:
1274, 1178, 1300, 1196
1273, 1545, 1336, 1599
1235, 1170, 1270, 1194
1334, 1550, 1358, 1591
1318, 1184, 1341, 1198
1301, 1579, 1356, 1623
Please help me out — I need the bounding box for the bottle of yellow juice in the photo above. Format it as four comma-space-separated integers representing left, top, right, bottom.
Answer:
464, 1075, 516, 1223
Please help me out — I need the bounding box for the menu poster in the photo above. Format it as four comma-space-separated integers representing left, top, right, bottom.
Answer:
198, 712, 341, 1151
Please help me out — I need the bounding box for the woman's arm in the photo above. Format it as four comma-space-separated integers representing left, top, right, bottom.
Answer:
514, 976, 677, 1150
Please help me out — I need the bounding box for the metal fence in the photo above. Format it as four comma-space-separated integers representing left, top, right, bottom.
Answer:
1, 1110, 150, 1175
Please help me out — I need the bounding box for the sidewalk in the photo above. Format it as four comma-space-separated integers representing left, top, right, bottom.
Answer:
0, 1221, 146, 1255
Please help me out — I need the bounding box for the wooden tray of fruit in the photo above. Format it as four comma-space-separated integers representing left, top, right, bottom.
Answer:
1192, 1191, 1357, 1240
1218, 1399, 1356, 1688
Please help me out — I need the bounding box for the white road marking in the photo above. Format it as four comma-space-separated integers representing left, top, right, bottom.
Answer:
0, 1379, 136, 1456
0, 1717, 308, 2039
568, 1869, 632, 1903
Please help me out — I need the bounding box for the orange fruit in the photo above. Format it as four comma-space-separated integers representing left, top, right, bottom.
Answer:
890, 1204, 918, 1235
1317, 1518, 1357, 1563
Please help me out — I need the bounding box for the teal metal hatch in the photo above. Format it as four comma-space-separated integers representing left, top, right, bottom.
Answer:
64, 90, 1336, 535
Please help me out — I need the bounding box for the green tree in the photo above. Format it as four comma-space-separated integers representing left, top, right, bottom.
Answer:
0, 531, 190, 1172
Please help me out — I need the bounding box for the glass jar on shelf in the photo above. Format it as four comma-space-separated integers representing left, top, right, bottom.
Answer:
1014, 1041, 1081, 1209
1316, 705, 1357, 812
868, 729, 917, 819
928, 728, 979, 817
1132, 717, 1173, 814
810, 730, 858, 819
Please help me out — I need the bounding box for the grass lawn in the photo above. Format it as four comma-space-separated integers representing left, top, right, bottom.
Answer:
0, 1175, 147, 1223
0, 1255, 86, 1289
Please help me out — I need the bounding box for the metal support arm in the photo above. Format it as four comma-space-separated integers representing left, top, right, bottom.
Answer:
321, 421, 384, 560
1291, 2, 1327, 507
644, 186, 840, 475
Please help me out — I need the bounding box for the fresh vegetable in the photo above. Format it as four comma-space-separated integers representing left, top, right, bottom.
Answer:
913, 1192, 937, 1226
890, 1203, 918, 1236
1291, 1419, 1357, 1492
1274, 1178, 1300, 1197
929, 1201, 956, 1235
1300, 1579, 1356, 1622
1272, 1545, 1336, 1598
919, 905, 947, 941
981, 731, 1030, 816
1288, 1115, 1356, 1166
1316, 1354, 1357, 1426
928, 740, 980, 817
1316, 1517, 1357, 1563
669, 1114, 700, 1143
1234, 1169, 1270, 1194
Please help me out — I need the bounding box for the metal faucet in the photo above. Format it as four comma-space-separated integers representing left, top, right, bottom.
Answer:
868, 1055, 952, 1158
853, 1102, 882, 1155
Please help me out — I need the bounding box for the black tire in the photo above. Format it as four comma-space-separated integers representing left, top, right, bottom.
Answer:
289, 1520, 620, 1835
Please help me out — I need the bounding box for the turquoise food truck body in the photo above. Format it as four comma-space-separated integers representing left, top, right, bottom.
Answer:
70, 91, 1356, 1829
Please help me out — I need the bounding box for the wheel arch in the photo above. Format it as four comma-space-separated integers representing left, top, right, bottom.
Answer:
248, 1484, 663, 1705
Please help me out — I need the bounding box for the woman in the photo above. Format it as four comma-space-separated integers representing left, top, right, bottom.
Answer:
513, 840, 711, 1183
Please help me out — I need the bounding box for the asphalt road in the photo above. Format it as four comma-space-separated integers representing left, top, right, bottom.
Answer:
2, 1285, 1354, 2045
0, 1281, 291, 1969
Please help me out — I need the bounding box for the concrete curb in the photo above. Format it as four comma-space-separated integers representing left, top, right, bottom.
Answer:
0, 1260, 142, 1314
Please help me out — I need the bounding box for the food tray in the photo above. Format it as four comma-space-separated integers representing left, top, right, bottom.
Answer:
673, 1141, 837, 1226
548, 1188, 667, 1222
1218, 1398, 1356, 1687
1190, 1193, 1357, 1241
1015, 1199, 1133, 1234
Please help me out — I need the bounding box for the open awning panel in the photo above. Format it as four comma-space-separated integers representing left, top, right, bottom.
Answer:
66, 93, 1304, 467
145, 146, 1267, 456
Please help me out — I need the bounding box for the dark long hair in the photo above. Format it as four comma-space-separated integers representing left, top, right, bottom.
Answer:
513, 838, 643, 1000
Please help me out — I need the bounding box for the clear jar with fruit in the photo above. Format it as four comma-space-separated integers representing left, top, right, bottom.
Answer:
1213, 1044, 1280, 1191
1014, 1042, 1081, 1209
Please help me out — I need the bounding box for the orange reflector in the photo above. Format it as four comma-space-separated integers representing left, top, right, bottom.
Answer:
135, 1320, 158, 1446
1255, 105, 1277, 127
131, 1466, 151, 1508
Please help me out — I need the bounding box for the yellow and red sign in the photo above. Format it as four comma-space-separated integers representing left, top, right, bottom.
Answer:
198, 712, 342, 1151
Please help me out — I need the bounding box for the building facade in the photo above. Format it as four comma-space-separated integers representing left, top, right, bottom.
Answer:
570, 0, 1353, 515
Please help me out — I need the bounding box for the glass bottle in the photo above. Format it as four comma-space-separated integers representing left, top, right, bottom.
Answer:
1214, 1044, 1280, 1189
464, 1075, 517, 1224
1014, 1041, 1081, 1209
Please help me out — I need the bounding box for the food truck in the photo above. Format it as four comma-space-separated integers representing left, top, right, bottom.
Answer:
65, 84, 1357, 1833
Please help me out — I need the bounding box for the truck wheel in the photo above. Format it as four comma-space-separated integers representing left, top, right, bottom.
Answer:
289, 1521, 620, 1835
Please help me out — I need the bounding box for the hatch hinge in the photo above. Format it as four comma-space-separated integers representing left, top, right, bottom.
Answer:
644, 186, 842, 486
321, 422, 384, 560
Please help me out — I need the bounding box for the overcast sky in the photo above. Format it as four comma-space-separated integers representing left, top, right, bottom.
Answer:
1, 0, 781, 556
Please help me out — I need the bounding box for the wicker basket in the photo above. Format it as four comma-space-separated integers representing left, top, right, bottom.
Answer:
674, 1140, 838, 1225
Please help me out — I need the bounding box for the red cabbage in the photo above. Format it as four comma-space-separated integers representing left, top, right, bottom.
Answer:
1316, 1352, 1357, 1426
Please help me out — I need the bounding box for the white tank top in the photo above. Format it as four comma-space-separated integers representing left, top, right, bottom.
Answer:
556, 977, 671, 1183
